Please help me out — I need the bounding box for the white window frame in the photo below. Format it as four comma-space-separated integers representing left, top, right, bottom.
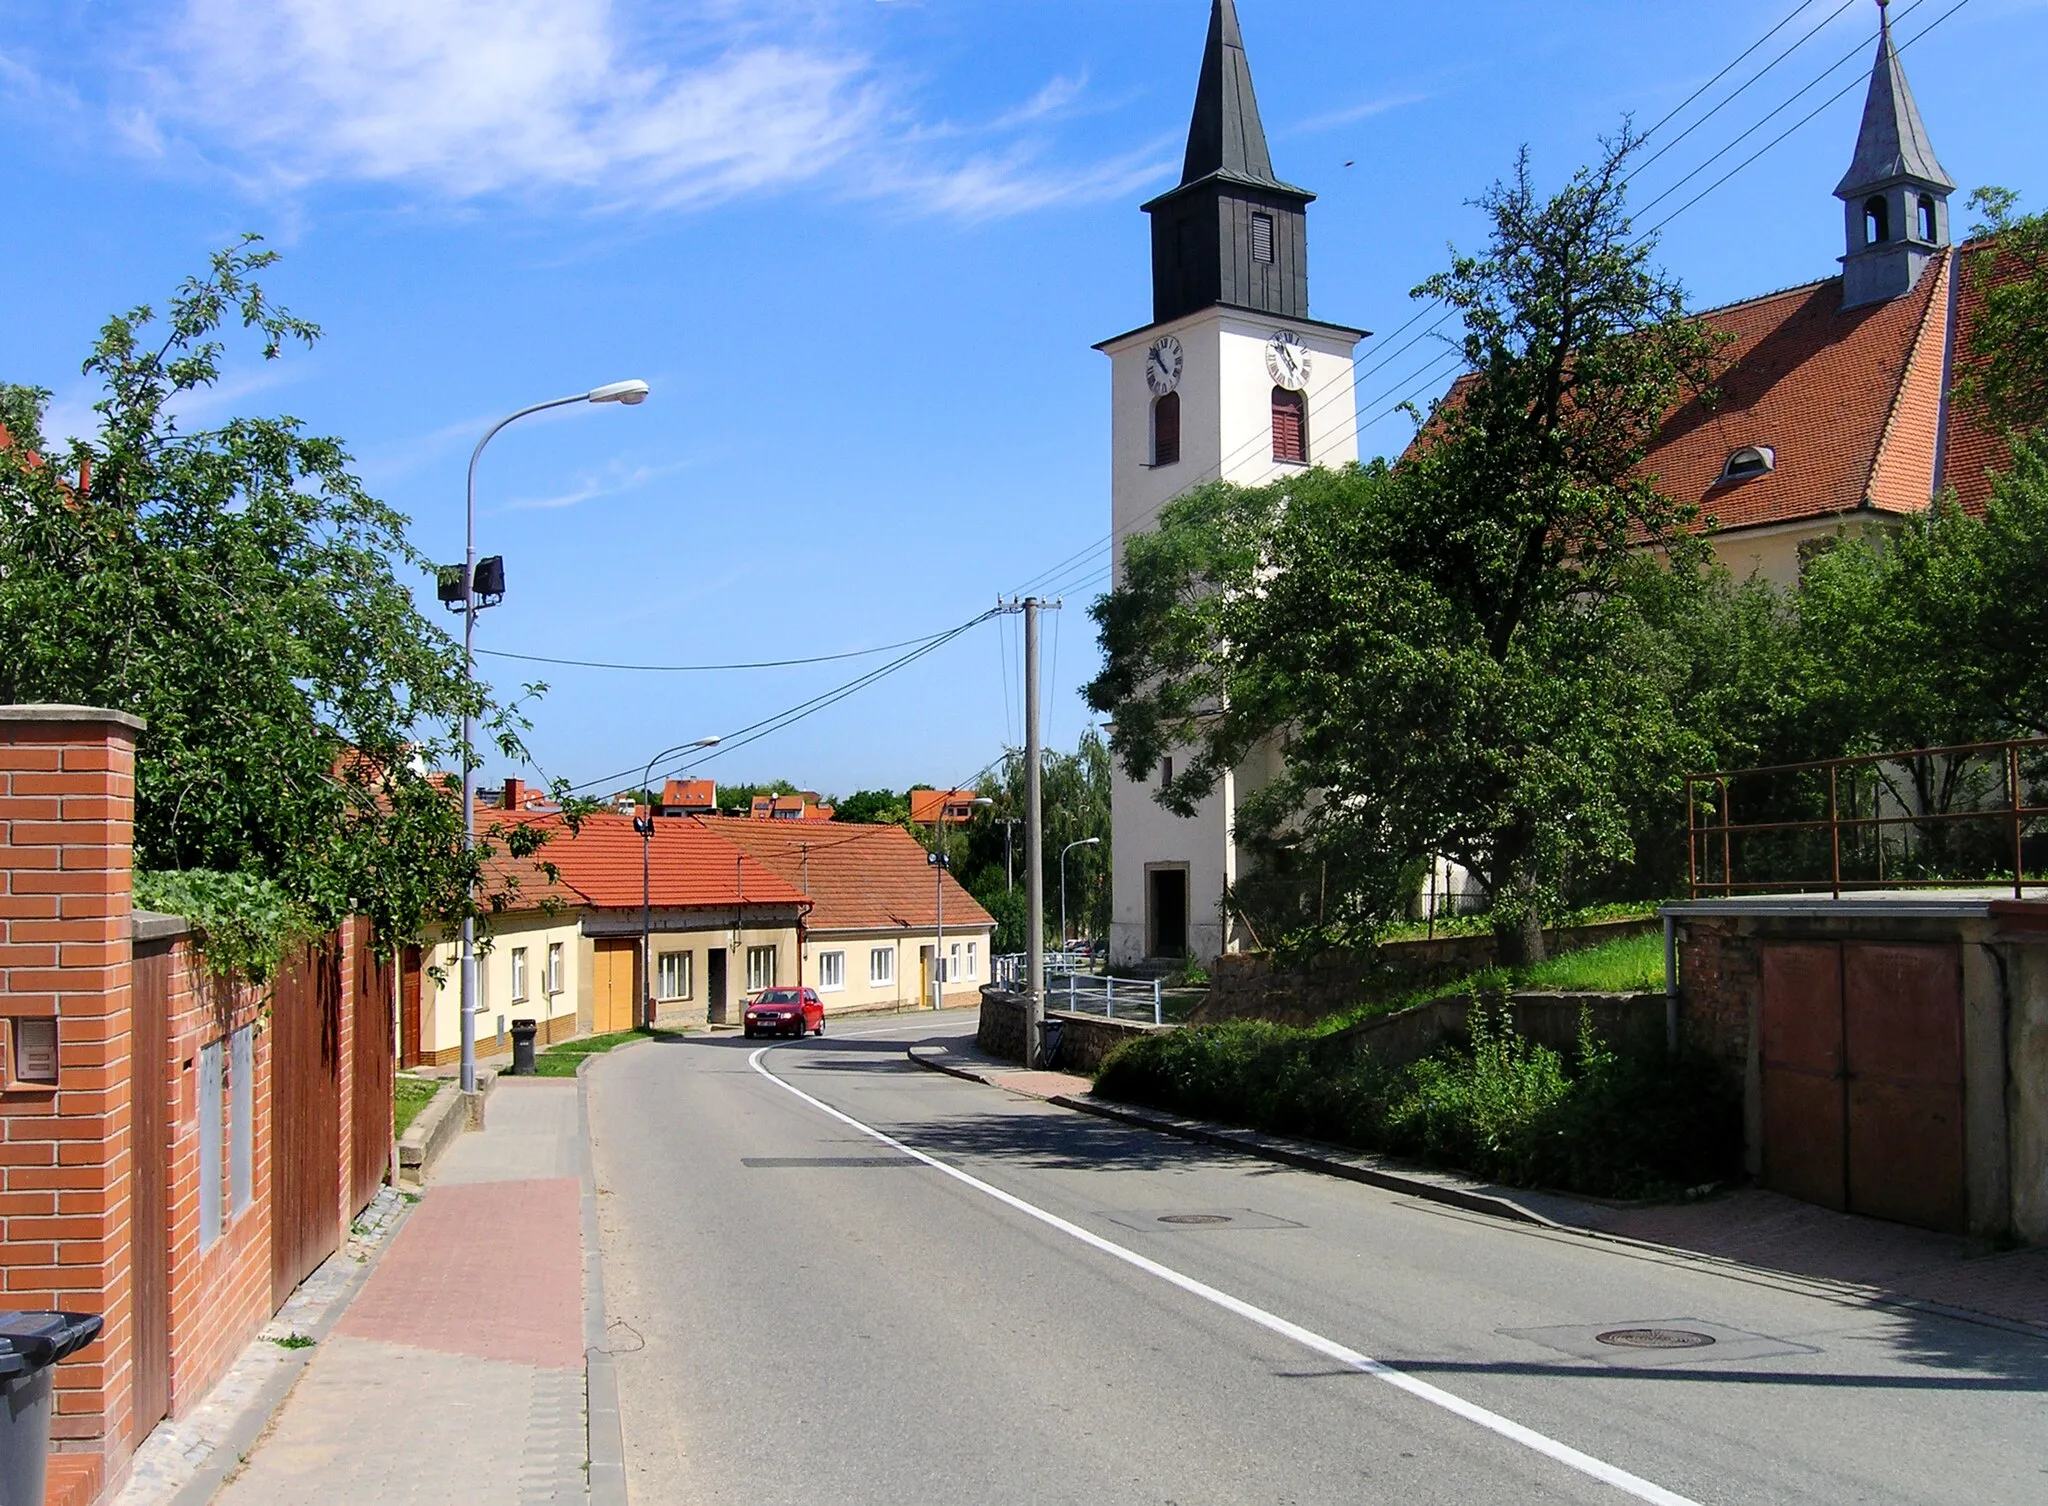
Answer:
747, 945, 778, 992
950, 941, 963, 982
511, 946, 528, 1002
546, 942, 564, 995
817, 950, 846, 991
870, 946, 895, 986
966, 941, 978, 981
657, 950, 692, 1001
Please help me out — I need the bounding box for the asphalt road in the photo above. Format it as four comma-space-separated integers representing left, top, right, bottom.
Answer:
588, 1011, 2048, 1505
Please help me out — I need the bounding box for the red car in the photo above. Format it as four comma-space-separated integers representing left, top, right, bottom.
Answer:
743, 986, 824, 1039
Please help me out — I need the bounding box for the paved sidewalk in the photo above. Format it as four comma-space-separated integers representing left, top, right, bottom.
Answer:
214, 1080, 595, 1504
911, 1039, 2048, 1336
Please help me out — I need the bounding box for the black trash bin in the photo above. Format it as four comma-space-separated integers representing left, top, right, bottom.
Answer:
510, 1017, 539, 1075
1038, 1017, 1065, 1071
0, 1310, 101, 1506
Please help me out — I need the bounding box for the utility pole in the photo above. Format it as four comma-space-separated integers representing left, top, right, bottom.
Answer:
1024, 598, 1045, 1068
1000, 817, 1021, 892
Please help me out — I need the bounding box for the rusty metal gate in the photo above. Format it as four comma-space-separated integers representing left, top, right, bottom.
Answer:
1759, 941, 1966, 1231
130, 942, 173, 1444
270, 935, 343, 1308
349, 921, 395, 1218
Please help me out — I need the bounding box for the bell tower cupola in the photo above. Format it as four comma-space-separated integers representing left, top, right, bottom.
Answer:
1836, 0, 1954, 309
1143, 0, 1315, 326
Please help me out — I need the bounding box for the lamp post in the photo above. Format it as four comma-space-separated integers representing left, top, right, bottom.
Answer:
457, 380, 649, 1099
1061, 837, 1100, 952
1000, 817, 1021, 892
635, 737, 721, 1031
930, 795, 994, 1008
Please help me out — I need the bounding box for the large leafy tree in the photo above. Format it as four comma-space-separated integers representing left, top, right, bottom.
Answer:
0, 239, 546, 946
1089, 137, 1722, 963
1962, 188, 2048, 442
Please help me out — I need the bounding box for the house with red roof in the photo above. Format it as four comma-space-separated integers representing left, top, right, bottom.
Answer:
698, 817, 997, 1012
1576, 7, 2000, 586
403, 796, 811, 1065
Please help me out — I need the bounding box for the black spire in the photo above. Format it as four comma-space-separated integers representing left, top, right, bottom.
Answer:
1180, 0, 1283, 189
1145, 0, 1314, 326
1835, 0, 1954, 308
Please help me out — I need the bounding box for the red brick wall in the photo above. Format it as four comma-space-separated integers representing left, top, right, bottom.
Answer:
0, 707, 142, 1480
149, 939, 272, 1416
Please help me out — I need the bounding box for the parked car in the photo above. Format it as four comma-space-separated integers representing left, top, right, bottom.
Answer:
743, 986, 824, 1039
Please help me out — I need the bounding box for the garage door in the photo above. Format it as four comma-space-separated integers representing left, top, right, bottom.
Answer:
1759, 940, 1965, 1231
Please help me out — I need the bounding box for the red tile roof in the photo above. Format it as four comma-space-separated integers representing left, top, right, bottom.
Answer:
695, 817, 996, 934
480, 811, 807, 913
1419, 238, 2019, 540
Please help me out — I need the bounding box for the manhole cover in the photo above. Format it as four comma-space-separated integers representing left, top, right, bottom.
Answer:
1157, 1213, 1234, 1226
1595, 1328, 1716, 1350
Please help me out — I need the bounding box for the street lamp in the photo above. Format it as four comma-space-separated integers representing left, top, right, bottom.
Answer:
999, 816, 1021, 892
456, 380, 650, 1098
635, 737, 722, 1031
1061, 837, 1101, 952
930, 795, 995, 1008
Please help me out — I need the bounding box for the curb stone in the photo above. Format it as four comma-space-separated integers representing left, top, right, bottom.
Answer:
578, 1036, 658, 1506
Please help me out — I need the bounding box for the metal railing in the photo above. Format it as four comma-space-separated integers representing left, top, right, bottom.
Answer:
1685, 736, 2048, 900
1056, 971, 1164, 1025
992, 950, 1092, 988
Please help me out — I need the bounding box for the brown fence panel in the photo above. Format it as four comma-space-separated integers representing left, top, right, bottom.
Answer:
270, 935, 343, 1309
130, 942, 173, 1444
350, 921, 395, 1217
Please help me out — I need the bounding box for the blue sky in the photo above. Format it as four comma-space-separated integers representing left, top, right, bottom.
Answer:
5, 0, 2043, 799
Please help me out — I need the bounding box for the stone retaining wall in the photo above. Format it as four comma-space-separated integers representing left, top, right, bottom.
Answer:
1199, 918, 1658, 1028
977, 989, 1170, 1074
1330, 990, 1667, 1072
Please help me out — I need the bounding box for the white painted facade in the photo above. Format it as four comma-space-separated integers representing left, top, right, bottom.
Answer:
1099, 306, 1363, 966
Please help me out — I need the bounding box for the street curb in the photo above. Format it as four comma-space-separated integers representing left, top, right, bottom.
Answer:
905, 1045, 1555, 1228
164, 1194, 418, 1506
578, 1040, 647, 1506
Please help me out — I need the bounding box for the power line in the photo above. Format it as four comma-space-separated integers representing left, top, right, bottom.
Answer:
477, 626, 964, 673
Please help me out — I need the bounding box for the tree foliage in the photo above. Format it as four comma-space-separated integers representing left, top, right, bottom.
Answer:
1962, 187, 2048, 442
0, 239, 552, 946
1089, 137, 1722, 963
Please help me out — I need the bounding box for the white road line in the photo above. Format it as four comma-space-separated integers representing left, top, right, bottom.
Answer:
750, 1040, 1701, 1506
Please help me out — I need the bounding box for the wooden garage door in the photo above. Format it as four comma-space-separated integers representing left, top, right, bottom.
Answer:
592, 940, 638, 1035
1758, 940, 1965, 1232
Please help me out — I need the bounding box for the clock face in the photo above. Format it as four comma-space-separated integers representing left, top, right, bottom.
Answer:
1145, 335, 1184, 396
1266, 331, 1311, 391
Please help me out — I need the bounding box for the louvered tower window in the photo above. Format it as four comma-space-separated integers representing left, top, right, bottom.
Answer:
1152, 392, 1181, 467
1271, 387, 1307, 464
1251, 212, 1275, 264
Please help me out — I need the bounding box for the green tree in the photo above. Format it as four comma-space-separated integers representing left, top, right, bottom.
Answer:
0, 239, 550, 947
1089, 137, 1722, 964
831, 788, 910, 826
1962, 188, 2048, 441
950, 732, 1111, 948
715, 780, 797, 814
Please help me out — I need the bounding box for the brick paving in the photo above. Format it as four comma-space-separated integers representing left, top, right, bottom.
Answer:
208, 1082, 594, 1504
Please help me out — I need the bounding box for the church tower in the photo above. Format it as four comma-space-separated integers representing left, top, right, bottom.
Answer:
1097, 0, 1366, 968
1836, 0, 1954, 309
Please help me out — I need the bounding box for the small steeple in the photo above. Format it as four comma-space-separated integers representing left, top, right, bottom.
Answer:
1180, 0, 1284, 190
1144, 0, 1315, 327
1836, 0, 1955, 308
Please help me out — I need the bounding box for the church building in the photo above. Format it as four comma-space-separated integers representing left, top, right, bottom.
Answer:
1101, 0, 2008, 969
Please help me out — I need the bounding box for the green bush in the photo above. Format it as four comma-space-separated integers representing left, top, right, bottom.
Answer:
1094, 1001, 1739, 1199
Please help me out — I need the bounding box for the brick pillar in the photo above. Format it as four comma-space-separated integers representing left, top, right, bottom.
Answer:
0, 705, 145, 1479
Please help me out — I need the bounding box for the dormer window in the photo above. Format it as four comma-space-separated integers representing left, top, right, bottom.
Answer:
1721, 445, 1776, 482
1864, 195, 1890, 246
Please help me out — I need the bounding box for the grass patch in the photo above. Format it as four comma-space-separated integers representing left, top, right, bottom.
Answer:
1095, 999, 1737, 1199
268, 1332, 315, 1350
393, 1076, 441, 1138
528, 1028, 672, 1077
1315, 932, 1667, 1036
1374, 901, 1658, 946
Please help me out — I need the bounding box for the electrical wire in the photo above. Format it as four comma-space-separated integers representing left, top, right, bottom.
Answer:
477, 626, 965, 673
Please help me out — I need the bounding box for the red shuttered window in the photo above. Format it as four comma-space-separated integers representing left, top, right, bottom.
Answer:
1271, 386, 1307, 463
1152, 392, 1181, 467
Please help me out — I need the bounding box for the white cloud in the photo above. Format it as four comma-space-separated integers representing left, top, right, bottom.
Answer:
503, 460, 683, 512
1284, 91, 1431, 138
146, 0, 879, 206
117, 0, 1141, 219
